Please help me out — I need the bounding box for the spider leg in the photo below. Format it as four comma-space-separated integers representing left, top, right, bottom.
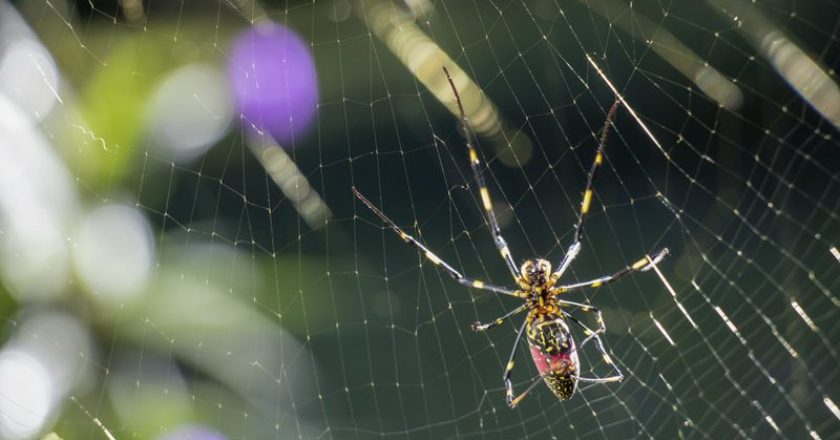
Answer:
560, 310, 623, 383
572, 373, 623, 384
471, 304, 527, 332
443, 67, 520, 281
554, 300, 606, 350
551, 100, 621, 281
503, 318, 529, 408
508, 372, 547, 408
353, 188, 518, 297
509, 312, 620, 406
556, 248, 670, 292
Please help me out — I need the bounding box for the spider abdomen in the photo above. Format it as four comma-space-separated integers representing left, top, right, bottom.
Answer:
527, 315, 580, 400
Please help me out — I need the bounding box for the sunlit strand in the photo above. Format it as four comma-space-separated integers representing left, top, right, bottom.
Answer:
651, 314, 676, 347
587, 55, 669, 160
825, 396, 840, 421
715, 306, 738, 335
777, 334, 799, 359
650, 258, 699, 329
790, 300, 819, 332
764, 415, 780, 433
70, 396, 116, 440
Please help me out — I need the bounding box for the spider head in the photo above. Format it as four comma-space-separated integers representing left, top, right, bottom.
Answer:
521, 259, 551, 286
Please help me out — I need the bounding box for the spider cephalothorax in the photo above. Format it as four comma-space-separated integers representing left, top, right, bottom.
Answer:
353, 67, 669, 408
519, 259, 552, 289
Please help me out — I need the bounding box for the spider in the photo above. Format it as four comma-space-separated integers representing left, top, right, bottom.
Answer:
353, 67, 669, 408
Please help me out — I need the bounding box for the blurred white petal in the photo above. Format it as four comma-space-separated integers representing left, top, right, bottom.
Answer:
0, 93, 76, 300
74, 205, 154, 303
147, 64, 233, 162
0, 350, 54, 440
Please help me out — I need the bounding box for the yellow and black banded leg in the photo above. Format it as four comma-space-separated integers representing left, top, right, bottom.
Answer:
471, 305, 527, 332
353, 187, 518, 297
508, 373, 549, 408
556, 248, 670, 292
503, 319, 529, 408
443, 67, 520, 280
554, 299, 607, 351
551, 100, 621, 280
561, 311, 623, 383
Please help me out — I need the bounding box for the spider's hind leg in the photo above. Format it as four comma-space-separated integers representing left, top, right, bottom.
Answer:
561, 310, 624, 384
502, 319, 529, 408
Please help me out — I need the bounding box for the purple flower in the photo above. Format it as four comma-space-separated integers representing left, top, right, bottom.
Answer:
228, 23, 319, 145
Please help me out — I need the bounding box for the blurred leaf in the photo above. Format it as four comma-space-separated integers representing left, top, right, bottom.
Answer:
67, 36, 171, 188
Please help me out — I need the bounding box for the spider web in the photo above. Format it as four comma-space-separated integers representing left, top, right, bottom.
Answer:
0, 0, 838, 439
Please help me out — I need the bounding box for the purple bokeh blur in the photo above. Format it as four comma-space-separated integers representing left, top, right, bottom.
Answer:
227, 23, 318, 145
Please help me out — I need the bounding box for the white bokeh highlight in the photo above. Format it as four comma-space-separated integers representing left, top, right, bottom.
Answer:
0, 22, 60, 123
0, 350, 54, 439
15, 310, 95, 397
74, 205, 154, 303
0, 310, 94, 440
0, 93, 76, 300
146, 64, 233, 162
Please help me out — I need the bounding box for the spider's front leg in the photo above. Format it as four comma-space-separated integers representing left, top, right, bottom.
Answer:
352, 187, 519, 298
443, 66, 521, 281
551, 100, 621, 281
556, 248, 670, 292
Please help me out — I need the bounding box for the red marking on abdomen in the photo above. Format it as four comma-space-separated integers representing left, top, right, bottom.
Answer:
529, 344, 576, 376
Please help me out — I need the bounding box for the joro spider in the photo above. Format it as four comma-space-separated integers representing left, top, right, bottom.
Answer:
353, 67, 669, 408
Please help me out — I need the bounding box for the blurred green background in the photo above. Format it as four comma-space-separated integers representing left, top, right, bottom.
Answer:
0, 0, 838, 439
